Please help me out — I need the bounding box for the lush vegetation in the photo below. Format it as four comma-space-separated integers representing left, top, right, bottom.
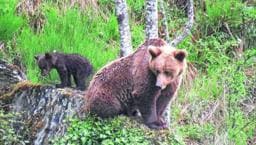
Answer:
0, 0, 255, 144
51, 116, 150, 145
0, 110, 29, 145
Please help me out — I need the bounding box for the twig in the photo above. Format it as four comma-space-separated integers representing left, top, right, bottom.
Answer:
158, 0, 170, 43
224, 22, 235, 39
170, 0, 194, 47
203, 101, 219, 122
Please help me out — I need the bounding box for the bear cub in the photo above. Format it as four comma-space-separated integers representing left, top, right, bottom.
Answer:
35, 52, 92, 90
84, 38, 187, 129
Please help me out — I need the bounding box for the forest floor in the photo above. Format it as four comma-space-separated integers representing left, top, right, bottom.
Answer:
0, 0, 255, 145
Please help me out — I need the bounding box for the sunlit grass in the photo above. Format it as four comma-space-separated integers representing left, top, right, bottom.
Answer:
0, 0, 255, 144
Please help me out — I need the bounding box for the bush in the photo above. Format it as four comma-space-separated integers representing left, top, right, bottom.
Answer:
0, 110, 28, 145
1, 0, 255, 144
52, 116, 150, 145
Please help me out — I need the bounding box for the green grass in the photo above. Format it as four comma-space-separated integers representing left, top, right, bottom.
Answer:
51, 116, 150, 145
16, 4, 120, 83
0, 110, 29, 145
14, 1, 146, 84
0, 0, 255, 144
0, 0, 24, 42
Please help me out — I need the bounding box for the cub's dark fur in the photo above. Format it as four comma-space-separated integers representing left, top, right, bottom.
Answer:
35, 52, 92, 90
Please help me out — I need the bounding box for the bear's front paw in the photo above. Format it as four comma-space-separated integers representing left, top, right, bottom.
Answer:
158, 117, 168, 126
146, 121, 168, 130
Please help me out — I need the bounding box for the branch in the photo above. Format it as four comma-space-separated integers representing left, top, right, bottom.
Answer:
158, 0, 171, 43
170, 0, 194, 47
115, 0, 133, 57
145, 0, 158, 39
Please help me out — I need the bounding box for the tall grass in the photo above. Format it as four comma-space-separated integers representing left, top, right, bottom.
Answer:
0, 0, 255, 144
15, 1, 146, 83
0, 0, 24, 42
16, 4, 120, 83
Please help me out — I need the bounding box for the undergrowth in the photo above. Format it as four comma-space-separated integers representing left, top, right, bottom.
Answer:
0, 0, 255, 144
52, 116, 150, 145
0, 110, 29, 145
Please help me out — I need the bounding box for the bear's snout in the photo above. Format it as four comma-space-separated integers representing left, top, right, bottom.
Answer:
155, 78, 166, 90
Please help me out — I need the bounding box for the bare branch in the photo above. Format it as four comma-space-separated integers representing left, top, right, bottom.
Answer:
115, 0, 133, 57
170, 0, 194, 47
145, 0, 158, 39
158, 0, 171, 43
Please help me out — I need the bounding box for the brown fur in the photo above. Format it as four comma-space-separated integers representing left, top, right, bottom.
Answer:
84, 38, 187, 129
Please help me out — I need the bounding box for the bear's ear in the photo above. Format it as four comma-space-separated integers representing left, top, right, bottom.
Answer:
45, 53, 52, 59
149, 47, 161, 59
174, 50, 187, 62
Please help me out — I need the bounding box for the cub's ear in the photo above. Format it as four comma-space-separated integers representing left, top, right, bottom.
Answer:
34, 55, 39, 61
149, 46, 161, 59
174, 50, 187, 62
45, 53, 52, 59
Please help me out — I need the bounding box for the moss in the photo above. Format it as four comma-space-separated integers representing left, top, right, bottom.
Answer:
0, 81, 42, 102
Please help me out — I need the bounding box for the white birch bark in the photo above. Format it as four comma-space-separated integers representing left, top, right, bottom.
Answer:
159, 0, 170, 43
115, 0, 133, 57
170, 0, 194, 47
145, 0, 158, 39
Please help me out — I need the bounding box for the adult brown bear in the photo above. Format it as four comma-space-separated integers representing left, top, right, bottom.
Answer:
84, 38, 186, 129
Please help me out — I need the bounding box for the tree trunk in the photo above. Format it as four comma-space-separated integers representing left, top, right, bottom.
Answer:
145, 0, 158, 39
159, 0, 170, 43
115, 0, 133, 57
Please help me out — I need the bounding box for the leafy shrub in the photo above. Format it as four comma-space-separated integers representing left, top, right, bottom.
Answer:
0, 110, 28, 145
52, 116, 150, 145
205, 0, 244, 26
1, 0, 255, 144
178, 123, 215, 140
127, 0, 145, 22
